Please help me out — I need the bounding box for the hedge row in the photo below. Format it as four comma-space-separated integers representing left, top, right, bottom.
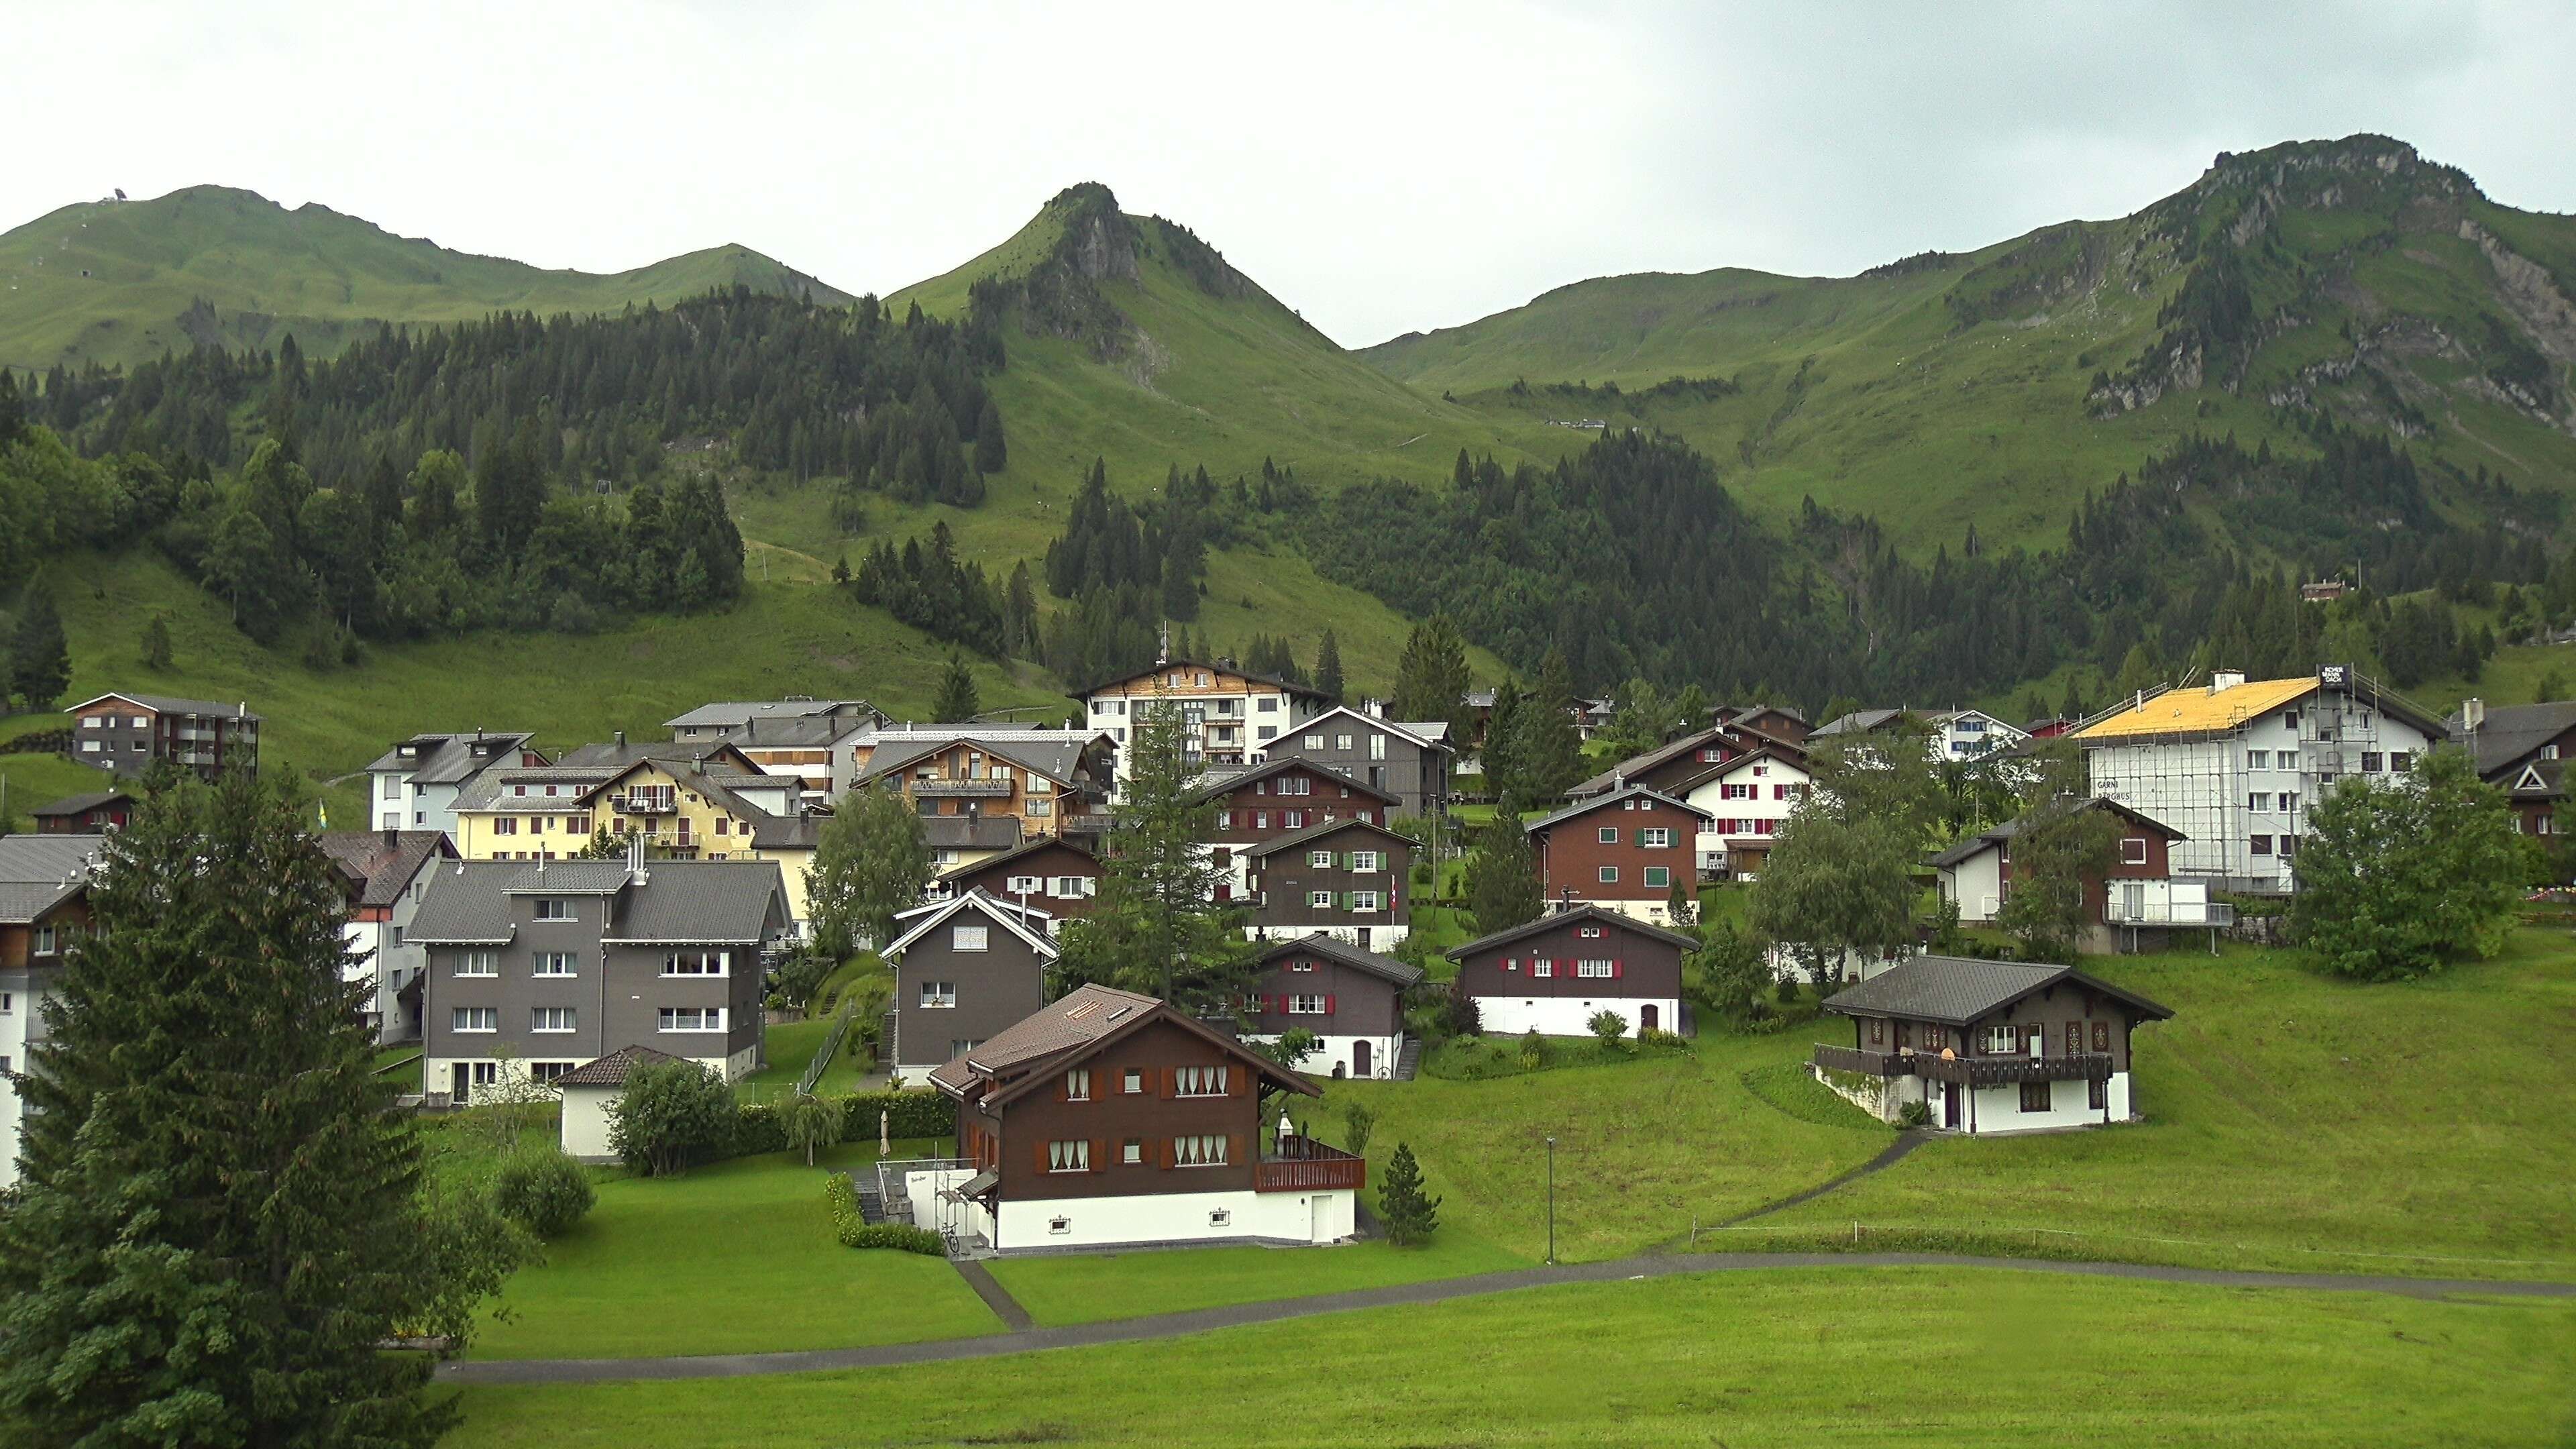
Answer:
822, 1171, 945, 1254
731, 1088, 955, 1161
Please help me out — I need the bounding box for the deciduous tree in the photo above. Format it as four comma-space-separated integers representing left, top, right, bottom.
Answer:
2292, 747, 2525, 979
807, 787, 935, 959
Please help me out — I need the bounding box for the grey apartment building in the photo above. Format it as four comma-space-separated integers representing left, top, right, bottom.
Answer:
407, 851, 789, 1104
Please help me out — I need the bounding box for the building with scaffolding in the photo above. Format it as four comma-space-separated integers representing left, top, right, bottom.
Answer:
2071, 667, 2450, 895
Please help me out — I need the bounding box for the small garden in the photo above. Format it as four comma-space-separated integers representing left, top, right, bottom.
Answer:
1421, 1020, 1692, 1081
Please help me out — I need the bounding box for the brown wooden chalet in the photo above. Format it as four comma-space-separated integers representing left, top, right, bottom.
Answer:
926, 984, 1362, 1250
1813, 955, 2174, 1134
934, 835, 1106, 922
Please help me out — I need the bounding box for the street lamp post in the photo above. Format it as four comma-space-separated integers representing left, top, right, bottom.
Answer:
1544, 1135, 1556, 1265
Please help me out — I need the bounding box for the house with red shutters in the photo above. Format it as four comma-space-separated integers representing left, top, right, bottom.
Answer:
1930, 797, 2224, 953
1522, 784, 1712, 926
1240, 934, 1424, 1080
1675, 747, 1813, 880
1195, 757, 1401, 902
1447, 905, 1696, 1038
1242, 818, 1413, 952
906, 984, 1363, 1252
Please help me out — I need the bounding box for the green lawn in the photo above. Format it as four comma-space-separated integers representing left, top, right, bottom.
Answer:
985, 1230, 1527, 1328
372, 1045, 424, 1094
1752, 934, 2576, 1279
735, 1015, 871, 1104
441, 1267, 2576, 1447
465, 1140, 996, 1360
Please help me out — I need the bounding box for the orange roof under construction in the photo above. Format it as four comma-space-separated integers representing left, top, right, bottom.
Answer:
2074, 677, 2318, 742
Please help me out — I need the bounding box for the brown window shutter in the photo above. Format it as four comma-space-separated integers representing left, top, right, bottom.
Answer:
1226, 1131, 1243, 1167
1034, 1138, 1051, 1175
1093, 1137, 1108, 1171
1158, 1136, 1174, 1169
1228, 1063, 1245, 1096
1056, 1073, 1068, 1102
1162, 1066, 1176, 1099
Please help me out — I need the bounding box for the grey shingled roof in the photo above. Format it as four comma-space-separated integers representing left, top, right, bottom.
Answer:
364, 732, 540, 786
30, 790, 135, 819
316, 831, 455, 908
664, 699, 873, 731
1241, 816, 1412, 858
750, 812, 823, 850
924, 816, 1023, 853
70, 691, 261, 722
1252, 932, 1424, 988
1926, 797, 2185, 870
1568, 725, 1735, 797
934, 833, 1099, 883
555, 1044, 690, 1088
1822, 955, 2174, 1026
1187, 755, 1396, 805
859, 734, 1097, 790
405, 861, 527, 943
1521, 782, 1711, 835
0, 879, 87, 925
602, 860, 788, 943
2461, 701, 2576, 778
504, 860, 635, 895
1444, 904, 1702, 960
0, 833, 109, 887
1813, 708, 1907, 737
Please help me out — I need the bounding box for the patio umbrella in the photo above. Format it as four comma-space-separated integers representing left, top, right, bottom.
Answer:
880, 1108, 891, 1156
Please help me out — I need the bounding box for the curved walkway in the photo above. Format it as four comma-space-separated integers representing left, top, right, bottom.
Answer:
1715, 1130, 1929, 1228
437, 1251, 2576, 1386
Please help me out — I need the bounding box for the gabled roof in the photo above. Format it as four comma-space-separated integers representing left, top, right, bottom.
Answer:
1252, 932, 1424, 987
1273, 704, 1449, 751
1522, 783, 1712, 834
1926, 797, 2186, 870
1445, 904, 1702, 960
2076, 674, 2449, 745
722, 714, 879, 750
553, 739, 762, 775
1075, 655, 1331, 703
364, 731, 542, 785
749, 812, 823, 851
928, 983, 1320, 1106
857, 733, 1098, 790
316, 830, 457, 908
1242, 816, 1414, 858
555, 1044, 691, 1088
1568, 725, 1735, 797
1813, 707, 1909, 737
1821, 955, 2174, 1027
2505, 759, 2565, 799
1671, 745, 1810, 798
405, 861, 527, 944
935, 833, 1101, 883
30, 790, 136, 819
600, 861, 789, 944
68, 691, 260, 721
0, 831, 105, 926
1187, 755, 1399, 806
504, 860, 635, 895
882, 889, 1059, 962
664, 698, 877, 731
924, 816, 1024, 853
2458, 701, 2576, 778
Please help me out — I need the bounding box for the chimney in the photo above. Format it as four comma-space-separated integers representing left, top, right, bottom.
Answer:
627, 831, 648, 885
382, 826, 398, 850
2210, 669, 2245, 694
614, 729, 627, 750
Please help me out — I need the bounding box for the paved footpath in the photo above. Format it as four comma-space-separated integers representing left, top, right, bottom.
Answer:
438, 1251, 2576, 1387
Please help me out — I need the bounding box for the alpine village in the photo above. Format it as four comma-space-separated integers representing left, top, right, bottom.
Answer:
2, 126, 2574, 1448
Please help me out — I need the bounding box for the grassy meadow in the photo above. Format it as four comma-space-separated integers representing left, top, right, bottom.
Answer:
441, 1267, 2576, 1447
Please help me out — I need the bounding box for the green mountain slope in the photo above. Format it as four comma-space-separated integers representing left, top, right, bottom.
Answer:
1364, 136, 2576, 551
0, 184, 850, 372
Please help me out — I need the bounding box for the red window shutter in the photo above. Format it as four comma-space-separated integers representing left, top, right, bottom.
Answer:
1325, 993, 1336, 1014
1611, 959, 1623, 980
1035, 1138, 1051, 1175
1093, 1137, 1109, 1171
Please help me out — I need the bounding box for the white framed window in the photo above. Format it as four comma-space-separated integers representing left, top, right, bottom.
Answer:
1173, 1134, 1228, 1167
1051, 875, 1094, 898
2247, 793, 2271, 812
455, 951, 498, 977
1047, 1140, 1091, 1173
657, 1006, 726, 1032
533, 899, 573, 921
533, 952, 578, 977
451, 1007, 498, 1034
1351, 850, 1381, 872
1026, 798, 1054, 818
1254, 811, 1270, 829
1123, 1138, 1144, 1165
1123, 1068, 1144, 1094
1309, 890, 1335, 909
2121, 837, 2149, 865
1289, 994, 1328, 1014
1175, 1065, 1229, 1097
1066, 1069, 1091, 1101
1335, 734, 1354, 751
953, 924, 989, 952
1350, 890, 1381, 912
1598, 865, 1619, 883
1577, 959, 1615, 979
531, 1061, 574, 1085
1641, 828, 1672, 848
1309, 849, 1335, 868
1598, 826, 1618, 844
1369, 734, 1387, 760
1283, 810, 1307, 828
1217, 810, 1233, 830
663, 951, 729, 976
2247, 749, 2269, 769
918, 981, 958, 1008
1008, 874, 1042, 894
32, 925, 59, 956
1305, 733, 1325, 750
531, 1006, 577, 1033
1532, 958, 1553, 978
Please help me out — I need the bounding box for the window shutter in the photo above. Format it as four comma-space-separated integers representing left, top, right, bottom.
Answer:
1093, 1137, 1109, 1171
1162, 1067, 1177, 1099
1227, 1132, 1244, 1168
1228, 1065, 1246, 1096
1158, 1136, 1174, 1170
1612, 959, 1624, 979
1035, 1138, 1051, 1175
1325, 993, 1336, 1014
1056, 1073, 1068, 1102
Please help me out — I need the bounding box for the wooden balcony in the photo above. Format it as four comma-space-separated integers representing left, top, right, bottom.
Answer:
912, 778, 1016, 797
1254, 1134, 1365, 1193
1811, 1043, 1907, 1077
614, 794, 677, 814
1812, 1043, 2114, 1086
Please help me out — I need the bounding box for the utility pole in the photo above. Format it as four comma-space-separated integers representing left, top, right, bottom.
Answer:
1544, 1134, 1557, 1265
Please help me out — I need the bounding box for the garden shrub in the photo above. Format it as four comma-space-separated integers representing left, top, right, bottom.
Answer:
1517, 1029, 1550, 1070
1587, 1010, 1629, 1051
610, 1061, 739, 1177
822, 1177, 945, 1254
734, 1087, 957, 1160
1898, 1099, 1933, 1128
1637, 1026, 1688, 1053
492, 1151, 596, 1238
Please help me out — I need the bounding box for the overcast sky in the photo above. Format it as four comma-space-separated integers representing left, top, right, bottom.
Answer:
9, 1, 2574, 346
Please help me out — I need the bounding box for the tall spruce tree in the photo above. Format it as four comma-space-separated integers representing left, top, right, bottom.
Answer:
973, 395, 1007, 474
1465, 812, 1544, 932
1313, 629, 1346, 704
0, 777, 519, 1445
1519, 650, 1587, 800
1391, 614, 1471, 739
1481, 674, 1525, 801
933, 651, 980, 722
1057, 695, 1248, 1006
9, 581, 72, 711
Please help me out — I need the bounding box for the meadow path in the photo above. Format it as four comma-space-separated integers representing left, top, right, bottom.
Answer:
438, 1251, 2576, 1386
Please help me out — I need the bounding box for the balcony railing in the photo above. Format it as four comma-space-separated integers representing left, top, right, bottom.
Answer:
614, 795, 678, 814
1812, 1044, 2116, 1087
2105, 900, 2235, 927
912, 778, 1016, 796
1254, 1134, 1366, 1193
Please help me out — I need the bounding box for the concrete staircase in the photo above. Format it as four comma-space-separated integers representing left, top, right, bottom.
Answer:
1392, 1037, 1423, 1081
